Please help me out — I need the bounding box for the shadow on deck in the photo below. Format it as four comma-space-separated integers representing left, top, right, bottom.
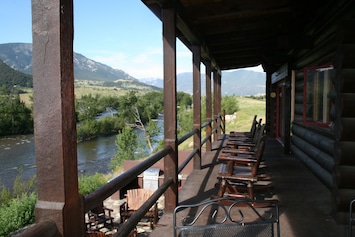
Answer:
149, 136, 348, 237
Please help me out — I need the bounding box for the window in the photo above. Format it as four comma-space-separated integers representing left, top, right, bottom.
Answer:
303, 65, 334, 126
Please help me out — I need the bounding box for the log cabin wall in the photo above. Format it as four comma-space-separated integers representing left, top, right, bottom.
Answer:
289, 16, 355, 222
332, 19, 355, 222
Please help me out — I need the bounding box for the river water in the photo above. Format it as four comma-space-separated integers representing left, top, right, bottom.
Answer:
0, 119, 163, 190
0, 134, 117, 189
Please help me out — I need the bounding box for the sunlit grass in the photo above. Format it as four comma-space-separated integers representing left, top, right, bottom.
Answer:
225, 97, 266, 133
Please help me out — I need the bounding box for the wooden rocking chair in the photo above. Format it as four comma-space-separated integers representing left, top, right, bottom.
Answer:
216, 135, 272, 199
120, 188, 159, 229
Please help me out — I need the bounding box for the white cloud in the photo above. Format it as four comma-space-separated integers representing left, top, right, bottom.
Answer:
246, 65, 264, 73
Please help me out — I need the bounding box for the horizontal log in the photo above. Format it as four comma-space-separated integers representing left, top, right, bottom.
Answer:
291, 144, 334, 189
338, 69, 355, 93
335, 45, 355, 69
336, 20, 355, 44
294, 103, 303, 115
295, 71, 304, 81
295, 80, 304, 91
291, 136, 334, 172
294, 114, 303, 122
334, 118, 355, 141
294, 93, 303, 104
292, 124, 335, 155
332, 188, 355, 211
334, 141, 355, 165
335, 165, 355, 188
338, 93, 355, 117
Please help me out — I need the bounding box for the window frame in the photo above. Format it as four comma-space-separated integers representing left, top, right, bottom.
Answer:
303, 64, 333, 127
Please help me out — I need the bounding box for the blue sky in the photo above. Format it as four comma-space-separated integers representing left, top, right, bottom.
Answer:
0, 0, 263, 79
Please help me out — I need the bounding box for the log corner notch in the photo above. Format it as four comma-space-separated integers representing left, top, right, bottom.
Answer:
332, 18, 355, 224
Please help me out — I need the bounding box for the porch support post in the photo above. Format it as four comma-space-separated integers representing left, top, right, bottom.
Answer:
216, 73, 222, 135
205, 61, 212, 151
192, 45, 201, 169
265, 71, 272, 135
162, 7, 178, 212
32, 0, 83, 235
284, 70, 292, 154
267, 71, 276, 137
213, 70, 219, 141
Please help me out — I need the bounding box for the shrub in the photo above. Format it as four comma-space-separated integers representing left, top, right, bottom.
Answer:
0, 192, 37, 237
77, 120, 99, 141
78, 173, 107, 195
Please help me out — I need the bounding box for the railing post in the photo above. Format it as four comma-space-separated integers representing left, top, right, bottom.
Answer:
205, 61, 212, 151
162, 7, 178, 212
222, 109, 226, 134
32, 0, 84, 235
192, 44, 201, 169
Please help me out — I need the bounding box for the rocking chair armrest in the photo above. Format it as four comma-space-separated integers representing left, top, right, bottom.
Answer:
221, 149, 255, 155
119, 201, 128, 212
103, 206, 114, 214
218, 175, 258, 183
87, 211, 100, 220
219, 156, 257, 165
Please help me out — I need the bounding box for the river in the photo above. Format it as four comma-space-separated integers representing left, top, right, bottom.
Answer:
0, 118, 163, 190
0, 134, 117, 189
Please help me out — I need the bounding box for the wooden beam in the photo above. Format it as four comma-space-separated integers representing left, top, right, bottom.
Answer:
192, 45, 201, 169
32, 0, 83, 235
162, 7, 178, 212
205, 60, 212, 151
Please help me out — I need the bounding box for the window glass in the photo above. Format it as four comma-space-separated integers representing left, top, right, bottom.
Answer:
304, 65, 334, 126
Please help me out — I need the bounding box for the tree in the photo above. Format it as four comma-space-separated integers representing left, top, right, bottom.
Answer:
76, 93, 101, 121
0, 91, 33, 136
177, 91, 192, 109
110, 126, 138, 170
222, 95, 239, 114
177, 107, 193, 137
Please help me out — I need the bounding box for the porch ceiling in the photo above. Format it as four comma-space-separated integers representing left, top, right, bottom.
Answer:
141, 0, 335, 73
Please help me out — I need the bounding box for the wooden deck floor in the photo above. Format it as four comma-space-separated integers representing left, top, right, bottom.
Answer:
149, 136, 348, 237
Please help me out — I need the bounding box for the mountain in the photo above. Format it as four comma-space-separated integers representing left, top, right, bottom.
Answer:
140, 70, 266, 96
0, 43, 264, 95
0, 43, 136, 82
0, 59, 32, 88
138, 77, 163, 88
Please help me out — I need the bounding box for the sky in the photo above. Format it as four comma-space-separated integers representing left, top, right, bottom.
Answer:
0, 0, 263, 79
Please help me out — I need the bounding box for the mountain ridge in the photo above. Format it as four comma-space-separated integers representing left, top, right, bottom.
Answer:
0, 43, 138, 82
139, 70, 266, 96
0, 43, 266, 96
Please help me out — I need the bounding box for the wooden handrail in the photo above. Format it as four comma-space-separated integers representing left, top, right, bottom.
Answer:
178, 148, 198, 174
13, 219, 59, 237
178, 128, 198, 145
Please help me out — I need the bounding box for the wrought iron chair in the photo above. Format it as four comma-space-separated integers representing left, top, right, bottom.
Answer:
350, 198, 355, 237
174, 197, 280, 237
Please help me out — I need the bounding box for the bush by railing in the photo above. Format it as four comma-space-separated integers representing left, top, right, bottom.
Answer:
0, 192, 37, 237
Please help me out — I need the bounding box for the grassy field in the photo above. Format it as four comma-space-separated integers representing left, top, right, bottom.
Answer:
225, 97, 266, 133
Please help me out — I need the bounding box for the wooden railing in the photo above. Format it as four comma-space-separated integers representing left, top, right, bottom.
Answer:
17, 113, 225, 237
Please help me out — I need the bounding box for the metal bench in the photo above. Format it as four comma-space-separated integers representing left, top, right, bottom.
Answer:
174, 197, 280, 237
